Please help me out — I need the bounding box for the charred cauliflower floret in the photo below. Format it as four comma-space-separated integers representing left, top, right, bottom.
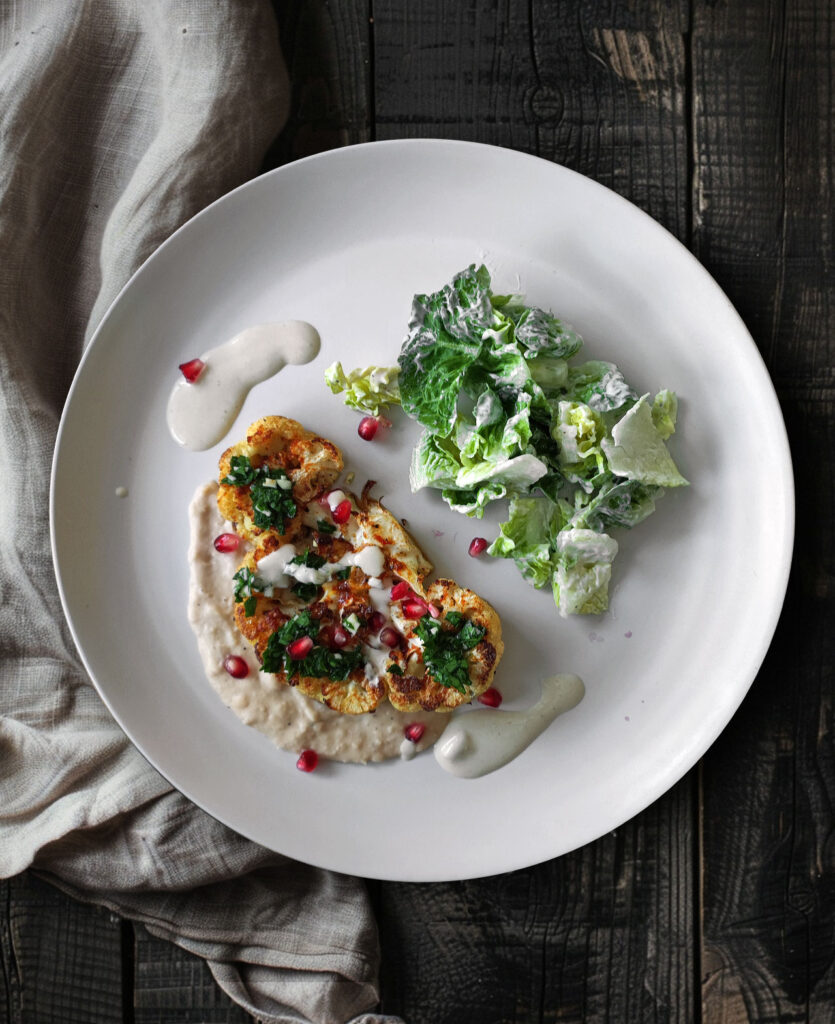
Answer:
218, 416, 342, 541
385, 579, 503, 713
220, 417, 503, 715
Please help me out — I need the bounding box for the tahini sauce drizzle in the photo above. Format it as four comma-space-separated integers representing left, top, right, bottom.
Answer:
188, 482, 448, 763
434, 674, 585, 778
168, 321, 320, 451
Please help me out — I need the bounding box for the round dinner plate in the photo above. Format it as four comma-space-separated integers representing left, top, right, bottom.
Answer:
51, 140, 793, 881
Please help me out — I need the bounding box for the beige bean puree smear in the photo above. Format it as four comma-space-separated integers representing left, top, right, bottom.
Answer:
187, 481, 448, 763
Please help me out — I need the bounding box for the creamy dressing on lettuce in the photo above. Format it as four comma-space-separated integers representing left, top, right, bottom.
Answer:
187, 482, 447, 763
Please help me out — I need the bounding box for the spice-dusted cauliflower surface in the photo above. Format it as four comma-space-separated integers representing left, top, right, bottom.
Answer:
219, 416, 503, 714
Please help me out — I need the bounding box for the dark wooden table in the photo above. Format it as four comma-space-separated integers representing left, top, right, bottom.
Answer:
3, 1, 832, 1021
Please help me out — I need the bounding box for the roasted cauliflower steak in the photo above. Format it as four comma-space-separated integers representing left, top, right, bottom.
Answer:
218, 416, 502, 714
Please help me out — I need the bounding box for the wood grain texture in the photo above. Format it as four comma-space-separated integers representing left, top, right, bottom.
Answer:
694, 0, 835, 1020
267, 0, 371, 167
0, 874, 125, 1024
370, 2, 696, 1019
374, 785, 695, 1023
132, 924, 255, 1024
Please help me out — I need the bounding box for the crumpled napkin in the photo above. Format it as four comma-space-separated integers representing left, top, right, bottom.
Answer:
0, 3, 402, 1022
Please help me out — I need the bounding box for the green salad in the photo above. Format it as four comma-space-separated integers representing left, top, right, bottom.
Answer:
325, 264, 688, 617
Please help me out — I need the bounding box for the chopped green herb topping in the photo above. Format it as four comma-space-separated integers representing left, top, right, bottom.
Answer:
222, 455, 259, 486
232, 567, 260, 617
388, 664, 404, 676
233, 567, 256, 602
290, 550, 327, 569
292, 582, 320, 602
413, 612, 486, 693
261, 610, 364, 681
317, 519, 337, 534
333, 567, 351, 580
222, 457, 297, 532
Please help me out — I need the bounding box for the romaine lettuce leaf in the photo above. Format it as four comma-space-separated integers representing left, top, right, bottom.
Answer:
552, 528, 619, 616
409, 430, 461, 492
398, 264, 494, 433
570, 474, 662, 531
505, 305, 583, 359
565, 360, 636, 412
550, 400, 607, 491
651, 389, 678, 440
454, 452, 548, 492
526, 354, 569, 391
324, 362, 400, 416
488, 495, 568, 588
601, 396, 688, 487
441, 481, 508, 518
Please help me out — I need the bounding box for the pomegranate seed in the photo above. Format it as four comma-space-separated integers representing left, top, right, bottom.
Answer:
380, 626, 401, 648
427, 603, 441, 619
390, 581, 413, 601
213, 532, 240, 553
404, 722, 425, 743
223, 655, 249, 679
178, 358, 205, 383
402, 599, 428, 619
368, 611, 386, 632
332, 626, 350, 647
469, 537, 489, 557
296, 749, 318, 772
477, 687, 503, 708
287, 636, 313, 660
358, 416, 379, 441
332, 499, 352, 524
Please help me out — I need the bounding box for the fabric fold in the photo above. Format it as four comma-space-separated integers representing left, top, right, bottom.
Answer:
0, 3, 400, 1022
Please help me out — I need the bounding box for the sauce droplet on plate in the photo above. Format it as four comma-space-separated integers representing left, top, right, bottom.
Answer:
434, 673, 585, 779
166, 321, 320, 451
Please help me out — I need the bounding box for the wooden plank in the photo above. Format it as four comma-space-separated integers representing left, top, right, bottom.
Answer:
0, 874, 125, 1024
372, 0, 690, 238
132, 924, 254, 1024
694, 0, 835, 1020
370, 1, 696, 1019
374, 783, 695, 1023
266, 0, 372, 167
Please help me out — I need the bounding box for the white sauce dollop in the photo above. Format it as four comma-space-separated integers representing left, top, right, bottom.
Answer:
434, 674, 585, 778
167, 321, 320, 451
255, 544, 297, 590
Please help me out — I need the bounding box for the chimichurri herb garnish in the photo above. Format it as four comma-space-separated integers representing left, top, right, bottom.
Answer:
222, 456, 297, 532
261, 610, 364, 681
316, 518, 337, 534
288, 551, 327, 601
413, 612, 486, 693
290, 550, 327, 569
232, 567, 259, 617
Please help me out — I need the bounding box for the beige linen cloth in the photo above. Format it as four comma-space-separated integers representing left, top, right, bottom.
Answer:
0, 3, 402, 1023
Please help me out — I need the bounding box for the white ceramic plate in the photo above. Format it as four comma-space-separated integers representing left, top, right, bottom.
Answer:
51, 140, 793, 881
